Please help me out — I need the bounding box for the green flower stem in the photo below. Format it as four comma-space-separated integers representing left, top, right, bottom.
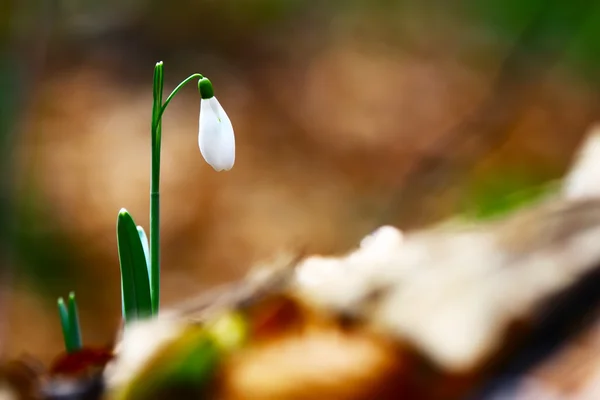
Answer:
149, 62, 204, 315
150, 159, 160, 314
154, 73, 203, 130
150, 62, 163, 315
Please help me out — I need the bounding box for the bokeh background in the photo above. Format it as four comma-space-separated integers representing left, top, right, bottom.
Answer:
1, 0, 600, 363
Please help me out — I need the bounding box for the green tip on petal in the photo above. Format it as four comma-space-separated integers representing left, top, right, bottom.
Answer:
198, 78, 214, 99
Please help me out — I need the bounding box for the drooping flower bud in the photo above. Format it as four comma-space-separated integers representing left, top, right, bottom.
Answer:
198, 78, 235, 171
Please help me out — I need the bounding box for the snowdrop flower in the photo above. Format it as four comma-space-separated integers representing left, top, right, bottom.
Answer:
198, 78, 235, 171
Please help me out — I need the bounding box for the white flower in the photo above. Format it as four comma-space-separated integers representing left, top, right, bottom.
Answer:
198, 93, 235, 171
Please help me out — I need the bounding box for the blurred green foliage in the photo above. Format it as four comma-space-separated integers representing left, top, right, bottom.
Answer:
119, 327, 220, 400
465, 0, 600, 83
15, 183, 80, 296
462, 170, 558, 221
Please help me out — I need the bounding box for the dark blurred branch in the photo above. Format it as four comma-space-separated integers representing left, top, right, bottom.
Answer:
381, 0, 599, 228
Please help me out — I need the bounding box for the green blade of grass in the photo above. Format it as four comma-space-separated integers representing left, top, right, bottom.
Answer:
117, 208, 153, 322
57, 297, 74, 352
67, 292, 82, 351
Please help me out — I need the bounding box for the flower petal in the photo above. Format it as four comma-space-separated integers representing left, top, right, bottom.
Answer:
198, 97, 235, 171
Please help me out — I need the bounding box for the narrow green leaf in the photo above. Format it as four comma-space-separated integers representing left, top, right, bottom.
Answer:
57, 297, 73, 353
117, 208, 153, 323
67, 292, 82, 351
136, 225, 151, 284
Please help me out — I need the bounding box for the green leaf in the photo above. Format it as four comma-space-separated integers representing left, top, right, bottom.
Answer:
67, 292, 83, 351
136, 226, 151, 287
57, 297, 73, 352
136, 225, 155, 313
117, 208, 153, 323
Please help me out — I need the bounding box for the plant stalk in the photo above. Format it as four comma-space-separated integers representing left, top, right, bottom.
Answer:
149, 62, 203, 315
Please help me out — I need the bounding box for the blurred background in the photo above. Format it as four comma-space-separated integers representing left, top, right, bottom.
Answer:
1, 0, 599, 363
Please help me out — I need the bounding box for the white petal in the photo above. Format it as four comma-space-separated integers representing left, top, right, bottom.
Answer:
198, 97, 235, 171
211, 97, 235, 170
